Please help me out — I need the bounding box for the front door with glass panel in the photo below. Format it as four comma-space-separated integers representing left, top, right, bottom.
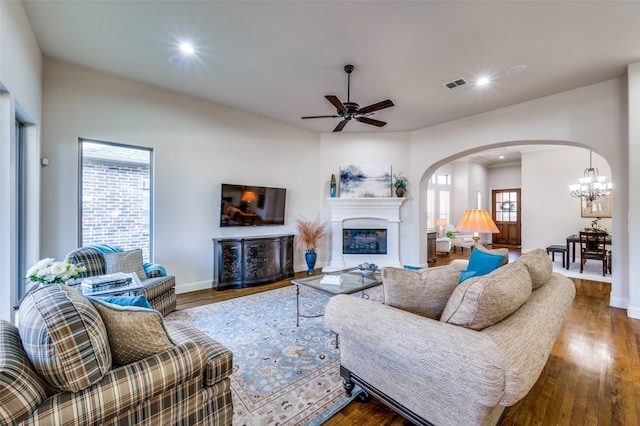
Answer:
492, 189, 521, 246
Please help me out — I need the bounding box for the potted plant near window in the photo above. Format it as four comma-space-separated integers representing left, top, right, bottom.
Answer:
393, 173, 408, 197
296, 219, 327, 274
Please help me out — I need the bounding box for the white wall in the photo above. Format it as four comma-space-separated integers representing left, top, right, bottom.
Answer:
41, 59, 320, 293
451, 161, 470, 224
488, 164, 521, 191
627, 62, 640, 318
0, 1, 42, 322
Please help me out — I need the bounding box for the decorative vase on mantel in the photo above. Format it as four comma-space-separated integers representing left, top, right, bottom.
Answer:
395, 186, 406, 197
305, 250, 317, 274
330, 174, 337, 198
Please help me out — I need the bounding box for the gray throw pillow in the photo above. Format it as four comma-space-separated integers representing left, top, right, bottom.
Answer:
382, 265, 461, 319
440, 262, 532, 330
104, 249, 147, 281
514, 248, 553, 289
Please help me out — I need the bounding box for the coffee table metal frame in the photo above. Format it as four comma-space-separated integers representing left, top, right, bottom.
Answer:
292, 266, 382, 327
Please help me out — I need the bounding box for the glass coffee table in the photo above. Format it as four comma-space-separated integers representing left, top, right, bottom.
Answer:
292, 266, 382, 327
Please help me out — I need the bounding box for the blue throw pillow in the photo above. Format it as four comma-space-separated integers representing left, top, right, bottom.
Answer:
403, 264, 423, 271
467, 249, 505, 277
459, 270, 478, 283
88, 295, 152, 309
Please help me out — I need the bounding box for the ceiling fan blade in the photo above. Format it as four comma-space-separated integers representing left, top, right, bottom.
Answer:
325, 95, 346, 112
333, 119, 349, 132
301, 115, 340, 119
358, 99, 394, 114
356, 117, 387, 127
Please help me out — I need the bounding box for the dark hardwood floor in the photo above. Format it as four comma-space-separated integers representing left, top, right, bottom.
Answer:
175, 248, 640, 426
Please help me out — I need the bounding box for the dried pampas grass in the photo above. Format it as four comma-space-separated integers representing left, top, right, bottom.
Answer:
296, 219, 326, 253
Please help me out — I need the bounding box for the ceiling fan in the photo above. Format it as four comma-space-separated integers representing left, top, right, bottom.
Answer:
301, 64, 394, 132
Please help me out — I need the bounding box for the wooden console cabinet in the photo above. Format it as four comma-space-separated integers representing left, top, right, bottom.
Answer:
427, 231, 437, 263
213, 234, 294, 290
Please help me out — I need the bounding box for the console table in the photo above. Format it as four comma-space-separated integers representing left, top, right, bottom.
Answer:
427, 231, 437, 262
213, 234, 294, 290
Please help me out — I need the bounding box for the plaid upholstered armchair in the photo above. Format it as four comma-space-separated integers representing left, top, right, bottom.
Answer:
65, 245, 176, 316
1, 284, 233, 426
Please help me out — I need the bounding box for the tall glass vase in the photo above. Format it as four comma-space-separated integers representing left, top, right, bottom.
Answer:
305, 251, 317, 274
330, 174, 337, 198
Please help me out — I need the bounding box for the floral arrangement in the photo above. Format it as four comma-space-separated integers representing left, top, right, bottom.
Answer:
26, 258, 86, 286
295, 219, 327, 253
393, 173, 408, 189
589, 217, 607, 232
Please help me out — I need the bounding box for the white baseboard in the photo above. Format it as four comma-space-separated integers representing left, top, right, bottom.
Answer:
175, 280, 212, 294
610, 296, 628, 310
626, 305, 640, 319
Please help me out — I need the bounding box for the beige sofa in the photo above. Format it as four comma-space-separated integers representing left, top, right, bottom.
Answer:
325, 248, 575, 426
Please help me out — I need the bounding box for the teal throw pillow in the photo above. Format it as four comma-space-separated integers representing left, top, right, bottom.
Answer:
88, 295, 152, 309
459, 270, 478, 283
467, 249, 505, 277
403, 264, 423, 271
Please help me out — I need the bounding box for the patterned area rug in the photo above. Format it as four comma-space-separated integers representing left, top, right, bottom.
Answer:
166, 285, 382, 425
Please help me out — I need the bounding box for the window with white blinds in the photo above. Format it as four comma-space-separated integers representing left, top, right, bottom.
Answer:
427, 189, 435, 229
427, 173, 452, 230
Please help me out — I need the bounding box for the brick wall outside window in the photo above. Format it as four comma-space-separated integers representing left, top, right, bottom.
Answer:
82, 160, 151, 261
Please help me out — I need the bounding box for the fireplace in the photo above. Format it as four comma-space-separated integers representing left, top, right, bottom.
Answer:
343, 229, 387, 254
324, 197, 406, 271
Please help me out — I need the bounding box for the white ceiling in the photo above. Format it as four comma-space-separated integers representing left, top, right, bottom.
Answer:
22, 0, 640, 137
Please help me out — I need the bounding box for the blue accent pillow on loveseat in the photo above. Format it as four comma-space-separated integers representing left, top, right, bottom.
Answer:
461, 249, 505, 281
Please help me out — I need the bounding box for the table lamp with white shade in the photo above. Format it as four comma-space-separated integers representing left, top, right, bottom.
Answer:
456, 209, 500, 244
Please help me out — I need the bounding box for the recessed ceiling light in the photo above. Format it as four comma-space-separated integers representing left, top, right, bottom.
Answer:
476, 77, 490, 86
499, 155, 505, 159
169, 56, 187, 67
506, 64, 527, 76
179, 43, 194, 54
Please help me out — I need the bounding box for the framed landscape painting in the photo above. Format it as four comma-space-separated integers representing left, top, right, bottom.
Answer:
339, 164, 392, 198
581, 196, 612, 218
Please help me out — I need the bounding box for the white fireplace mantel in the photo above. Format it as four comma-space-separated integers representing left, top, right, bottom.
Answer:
324, 197, 406, 271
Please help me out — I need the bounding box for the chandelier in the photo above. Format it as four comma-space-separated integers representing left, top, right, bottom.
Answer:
569, 150, 612, 205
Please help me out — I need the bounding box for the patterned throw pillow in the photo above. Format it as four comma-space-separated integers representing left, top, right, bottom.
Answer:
382, 265, 461, 319
18, 284, 111, 392
103, 249, 147, 281
440, 262, 532, 330
91, 299, 175, 366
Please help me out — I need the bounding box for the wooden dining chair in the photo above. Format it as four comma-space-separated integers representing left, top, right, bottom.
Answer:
579, 231, 609, 276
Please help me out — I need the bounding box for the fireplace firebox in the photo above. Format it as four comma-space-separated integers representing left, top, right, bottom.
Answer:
343, 229, 387, 255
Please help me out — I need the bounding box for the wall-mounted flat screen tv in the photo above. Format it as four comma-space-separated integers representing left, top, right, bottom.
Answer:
220, 184, 286, 227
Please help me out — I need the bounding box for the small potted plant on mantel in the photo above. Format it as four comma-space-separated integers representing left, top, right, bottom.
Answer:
393, 173, 408, 197
296, 218, 327, 274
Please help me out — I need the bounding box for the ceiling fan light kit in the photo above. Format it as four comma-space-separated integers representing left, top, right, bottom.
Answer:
301, 64, 394, 132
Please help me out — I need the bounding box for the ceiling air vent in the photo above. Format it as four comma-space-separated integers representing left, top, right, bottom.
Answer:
443, 78, 467, 90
